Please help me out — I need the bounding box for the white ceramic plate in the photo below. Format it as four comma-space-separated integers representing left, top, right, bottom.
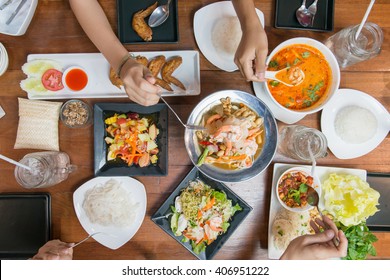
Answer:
0, 0, 37, 36
0, 42, 8, 76
253, 81, 306, 124
73, 177, 147, 250
24, 50, 201, 99
268, 163, 366, 259
321, 88, 390, 159
194, 1, 264, 72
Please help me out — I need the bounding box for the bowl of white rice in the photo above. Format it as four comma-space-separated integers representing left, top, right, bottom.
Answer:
321, 88, 390, 159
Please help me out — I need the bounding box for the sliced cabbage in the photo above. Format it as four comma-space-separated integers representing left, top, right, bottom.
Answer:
323, 173, 380, 226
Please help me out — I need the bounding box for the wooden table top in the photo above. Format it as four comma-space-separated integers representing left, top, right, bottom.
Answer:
0, 0, 389, 260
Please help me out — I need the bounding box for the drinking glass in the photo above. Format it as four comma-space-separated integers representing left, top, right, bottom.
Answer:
14, 151, 77, 189
324, 22, 383, 68
278, 125, 328, 161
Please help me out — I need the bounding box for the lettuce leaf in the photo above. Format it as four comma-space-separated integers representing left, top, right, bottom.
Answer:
323, 173, 380, 226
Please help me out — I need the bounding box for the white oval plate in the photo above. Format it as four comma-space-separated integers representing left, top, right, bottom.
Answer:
73, 177, 147, 250
194, 1, 264, 72
321, 88, 390, 159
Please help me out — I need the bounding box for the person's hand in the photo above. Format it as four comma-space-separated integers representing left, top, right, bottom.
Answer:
280, 216, 348, 260
120, 59, 162, 106
31, 239, 74, 260
234, 24, 268, 82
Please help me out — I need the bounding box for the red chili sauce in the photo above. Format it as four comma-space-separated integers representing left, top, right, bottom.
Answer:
65, 68, 88, 91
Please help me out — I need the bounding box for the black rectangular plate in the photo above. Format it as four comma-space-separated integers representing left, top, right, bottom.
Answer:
151, 166, 253, 260
0, 193, 51, 260
275, 0, 334, 32
117, 0, 179, 44
94, 102, 168, 177
366, 173, 390, 231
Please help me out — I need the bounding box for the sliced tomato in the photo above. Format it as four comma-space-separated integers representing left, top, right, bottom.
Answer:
41, 69, 64, 91
116, 118, 127, 125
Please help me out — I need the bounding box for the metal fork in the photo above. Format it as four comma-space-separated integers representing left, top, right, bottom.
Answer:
0, 0, 13, 10
160, 96, 206, 131
308, 0, 319, 26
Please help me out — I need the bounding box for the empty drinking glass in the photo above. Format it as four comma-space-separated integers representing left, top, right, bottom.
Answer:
278, 125, 328, 161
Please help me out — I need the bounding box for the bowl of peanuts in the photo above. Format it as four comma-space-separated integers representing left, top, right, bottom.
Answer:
60, 99, 93, 128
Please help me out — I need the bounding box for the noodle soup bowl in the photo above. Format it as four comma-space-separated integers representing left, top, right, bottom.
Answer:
265, 37, 340, 115
184, 90, 278, 183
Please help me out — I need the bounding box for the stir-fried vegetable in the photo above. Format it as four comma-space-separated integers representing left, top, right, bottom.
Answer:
277, 171, 313, 208
104, 113, 159, 167
170, 179, 242, 254
196, 97, 265, 170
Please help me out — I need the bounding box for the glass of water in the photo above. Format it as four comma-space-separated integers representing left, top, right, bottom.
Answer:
14, 151, 77, 189
325, 22, 383, 68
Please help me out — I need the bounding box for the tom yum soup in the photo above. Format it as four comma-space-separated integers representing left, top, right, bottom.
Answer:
196, 97, 265, 170
267, 44, 332, 110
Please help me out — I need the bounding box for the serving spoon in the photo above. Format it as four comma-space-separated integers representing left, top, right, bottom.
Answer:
265, 67, 305, 87
296, 0, 312, 27
306, 140, 340, 247
148, 0, 172, 28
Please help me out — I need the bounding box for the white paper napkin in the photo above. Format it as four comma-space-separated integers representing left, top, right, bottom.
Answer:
0, 0, 36, 36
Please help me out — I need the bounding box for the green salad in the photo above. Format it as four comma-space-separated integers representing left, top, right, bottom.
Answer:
170, 179, 242, 254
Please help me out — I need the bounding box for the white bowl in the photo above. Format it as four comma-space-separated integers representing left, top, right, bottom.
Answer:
62, 66, 89, 92
265, 37, 340, 115
276, 166, 321, 213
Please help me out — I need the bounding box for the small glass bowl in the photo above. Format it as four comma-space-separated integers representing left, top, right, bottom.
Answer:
60, 99, 93, 128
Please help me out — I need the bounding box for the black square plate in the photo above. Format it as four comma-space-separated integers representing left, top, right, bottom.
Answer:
366, 173, 390, 232
94, 103, 168, 176
275, 0, 334, 32
117, 0, 179, 44
0, 193, 51, 260
151, 166, 253, 260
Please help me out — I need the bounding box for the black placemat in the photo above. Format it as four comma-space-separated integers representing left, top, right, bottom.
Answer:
275, 0, 334, 32
0, 193, 51, 259
117, 0, 179, 44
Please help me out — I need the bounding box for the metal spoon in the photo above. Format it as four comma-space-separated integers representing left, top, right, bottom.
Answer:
307, 0, 319, 27
296, 0, 312, 27
306, 186, 340, 247
148, 0, 172, 28
265, 67, 305, 87
160, 96, 206, 131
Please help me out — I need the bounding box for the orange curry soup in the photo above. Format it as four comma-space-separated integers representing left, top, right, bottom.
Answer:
267, 44, 332, 110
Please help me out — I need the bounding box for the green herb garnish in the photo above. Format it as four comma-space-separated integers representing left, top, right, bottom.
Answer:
268, 60, 279, 68
338, 222, 378, 260
301, 51, 311, 58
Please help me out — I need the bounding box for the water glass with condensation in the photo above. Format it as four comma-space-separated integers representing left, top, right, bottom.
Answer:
278, 125, 328, 161
325, 22, 383, 68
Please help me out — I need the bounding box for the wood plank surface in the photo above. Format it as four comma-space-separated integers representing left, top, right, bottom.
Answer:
0, 0, 389, 260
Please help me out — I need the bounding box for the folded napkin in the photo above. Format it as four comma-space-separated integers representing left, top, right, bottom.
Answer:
14, 98, 62, 151
0, 0, 37, 36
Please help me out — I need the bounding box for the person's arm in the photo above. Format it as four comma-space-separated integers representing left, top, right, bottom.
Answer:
280, 216, 348, 260
68, 0, 161, 106
232, 0, 268, 82
31, 240, 74, 260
